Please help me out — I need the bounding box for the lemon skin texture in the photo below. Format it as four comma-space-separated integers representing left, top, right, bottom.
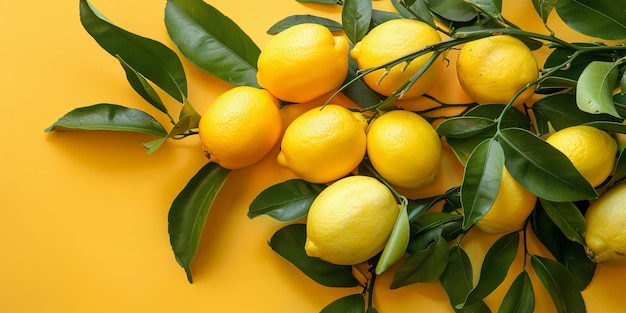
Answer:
366, 110, 442, 189
585, 182, 626, 267
304, 176, 400, 265
257, 23, 349, 103
198, 86, 282, 170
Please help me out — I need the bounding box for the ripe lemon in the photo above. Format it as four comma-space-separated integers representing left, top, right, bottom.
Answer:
475, 167, 537, 234
305, 175, 401, 265
350, 19, 445, 99
545, 125, 617, 187
198, 86, 282, 169
456, 35, 539, 106
277, 104, 367, 183
256, 23, 349, 103
585, 182, 626, 266
366, 110, 442, 189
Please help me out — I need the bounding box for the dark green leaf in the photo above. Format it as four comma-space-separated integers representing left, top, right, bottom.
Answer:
535, 76, 577, 93
406, 194, 445, 222
412, 212, 463, 230
576, 61, 621, 117
542, 46, 617, 86
611, 148, 626, 184
436, 117, 496, 139
440, 245, 492, 313
584, 120, 626, 133
366, 307, 378, 313
79, 0, 187, 102
538, 199, 586, 245
165, 0, 260, 87
532, 0, 557, 25
466, 0, 503, 19
45, 103, 168, 137
320, 294, 365, 313
460, 232, 520, 308
428, 0, 477, 22
531, 255, 586, 313
344, 47, 384, 108
376, 204, 410, 274
248, 179, 326, 221
461, 138, 504, 230
342, 0, 372, 44
370, 9, 402, 29
466, 104, 531, 131
408, 219, 463, 253
267, 15, 343, 34
116, 56, 169, 117
497, 128, 598, 201
269, 224, 360, 287
555, 0, 626, 40
498, 270, 535, 313
532, 93, 617, 132
390, 235, 449, 288
168, 162, 231, 283
391, 0, 435, 28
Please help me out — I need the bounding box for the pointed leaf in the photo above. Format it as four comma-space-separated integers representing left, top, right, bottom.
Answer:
440, 245, 492, 313
370, 9, 402, 29
532, 93, 617, 132
116, 56, 169, 117
165, 0, 260, 87
79, 0, 187, 102
408, 220, 463, 253
248, 179, 326, 221
428, 0, 477, 22
461, 138, 504, 230
498, 270, 535, 313
467, 0, 503, 18
555, 0, 626, 40
537, 199, 586, 245
320, 294, 365, 313
576, 61, 621, 118
531, 255, 586, 313
532, 0, 557, 24
168, 162, 231, 283
376, 203, 410, 274
460, 232, 520, 308
436, 117, 496, 139
611, 148, 626, 184
269, 224, 360, 287
45, 103, 168, 137
391, 0, 436, 28
342, 0, 372, 44
267, 15, 343, 34
390, 235, 449, 288
497, 128, 598, 201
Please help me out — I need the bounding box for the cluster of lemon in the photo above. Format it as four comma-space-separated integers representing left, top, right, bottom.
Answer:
198, 19, 626, 267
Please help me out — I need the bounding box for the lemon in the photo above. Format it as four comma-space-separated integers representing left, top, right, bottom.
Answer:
305, 175, 400, 265
257, 23, 349, 103
456, 35, 539, 106
198, 86, 282, 170
475, 167, 537, 234
545, 125, 617, 187
277, 104, 367, 183
350, 19, 445, 99
366, 110, 442, 189
585, 182, 626, 266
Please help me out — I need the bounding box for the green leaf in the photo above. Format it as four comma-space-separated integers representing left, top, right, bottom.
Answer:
390, 235, 449, 288
248, 179, 326, 221
116, 56, 169, 118
436, 117, 496, 139
532, 93, 617, 132
267, 15, 343, 34
576, 61, 621, 118
611, 148, 626, 184
320, 294, 365, 313
531, 255, 586, 313
461, 138, 504, 230
179, 98, 202, 130
497, 128, 598, 202
406, 194, 445, 222
408, 219, 463, 253
344, 48, 384, 108
498, 270, 535, 313
459, 232, 520, 308
537, 199, 586, 245
269, 224, 360, 287
370, 9, 402, 29
466, 0, 503, 19
376, 203, 410, 274
165, 0, 261, 87
428, 0, 476, 22
531, 0, 557, 25
391, 0, 436, 28
366, 307, 379, 313
440, 245, 492, 313
342, 0, 372, 44
168, 162, 231, 283
555, 0, 626, 40
79, 0, 187, 102
297, 0, 341, 3
45, 103, 168, 137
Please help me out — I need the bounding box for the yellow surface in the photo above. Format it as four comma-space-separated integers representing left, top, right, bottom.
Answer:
2, 1, 626, 312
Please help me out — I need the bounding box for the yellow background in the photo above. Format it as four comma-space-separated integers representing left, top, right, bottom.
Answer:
2, 0, 626, 312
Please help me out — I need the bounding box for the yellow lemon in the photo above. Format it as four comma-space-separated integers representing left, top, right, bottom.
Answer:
366, 110, 442, 189
350, 19, 445, 99
257, 23, 349, 103
545, 125, 617, 187
585, 182, 626, 266
456, 35, 539, 106
277, 104, 367, 183
475, 167, 537, 234
305, 175, 400, 265
198, 86, 282, 169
